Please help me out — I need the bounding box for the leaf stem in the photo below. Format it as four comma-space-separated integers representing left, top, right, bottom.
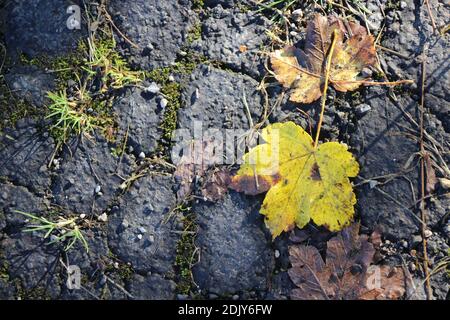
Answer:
314, 29, 339, 149
332, 79, 414, 86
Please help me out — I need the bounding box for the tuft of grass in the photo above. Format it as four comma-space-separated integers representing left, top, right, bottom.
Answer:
46, 91, 96, 143
15, 210, 89, 253
84, 37, 143, 91
192, 0, 204, 10
186, 23, 202, 45
45, 89, 112, 144
175, 210, 198, 295
45, 36, 139, 145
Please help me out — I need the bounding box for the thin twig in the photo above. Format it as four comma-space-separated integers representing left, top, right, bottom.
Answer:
333, 79, 414, 86
424, 0, 438, 33
418, 46, 433, 299
376, 44, 411, 59
115, 124, 129, 174
314, 29, 339, 148
101, 3, 140, 49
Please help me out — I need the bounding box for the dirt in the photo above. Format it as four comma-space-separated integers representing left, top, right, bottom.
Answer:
0, 0, 448, 300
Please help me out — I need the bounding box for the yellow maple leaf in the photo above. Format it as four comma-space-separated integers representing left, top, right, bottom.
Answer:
270, 14, 377, 103
230, 121, 359, 238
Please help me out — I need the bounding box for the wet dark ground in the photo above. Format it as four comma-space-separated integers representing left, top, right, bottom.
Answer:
0, 0, 449, 300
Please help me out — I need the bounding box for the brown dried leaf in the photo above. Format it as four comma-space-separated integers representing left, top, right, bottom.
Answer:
201, 168, 232, 201
270, 14, 377, 103
174, 138, 217, 200
359, 266, 406, 300
288, 223, 406, 300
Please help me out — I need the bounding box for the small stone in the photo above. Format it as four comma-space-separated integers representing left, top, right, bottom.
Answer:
144, 82, 160, 94
400, 1, 407, 9
149, 234, 155, 243
137, 227, 146, 234
179, 51, 188, 56
194, 88, 200, 101
361, 67, 373, 78
159, 98, 168, 110
409, 262, 416, 272
95, 185, 102, 194
424, 229, 433, 239
121, 220, 129, 229
368, 180, 378, 189
400, 239, 408, 249
79, 214, 86, 219
128, 146, 134, 153
168, 75, 175, 82
291, 8, 303, 18
356, 104, 371, 116
137, 234, 143, 240
438, 178, 450, 190
208, 293, 218, 299
232, 294, 239, 300
411, 235, 422, 247
98, 213, 108, 222
177, 294, 188, 300
138, 152, 146, 159
114, 262, 119, 269
274, 250, 280, 258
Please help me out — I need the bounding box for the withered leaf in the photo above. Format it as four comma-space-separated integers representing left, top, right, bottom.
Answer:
359, 265, 406, 300
201, 168, 232, 201
288, 223, 406, 300
270, 14, 377, 103
174, 137, 218, 200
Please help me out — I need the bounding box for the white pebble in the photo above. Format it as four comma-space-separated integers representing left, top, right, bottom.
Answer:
168, 75, 175, 82
138, 227, 147, 234
97, 213, 108, 222
291, 9, 303, 17
139, 152, 146, 159
274, 250, 280, 258
144, 82, 160, 94
159, 98, 168, 109
356, 104, 371, 115
424, 229, 433, 238
368, 180, 378, 189
438, 178, 450, 190
79, 214, 86, 219
137, 234, 143, 240
95, 185, 102, 194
